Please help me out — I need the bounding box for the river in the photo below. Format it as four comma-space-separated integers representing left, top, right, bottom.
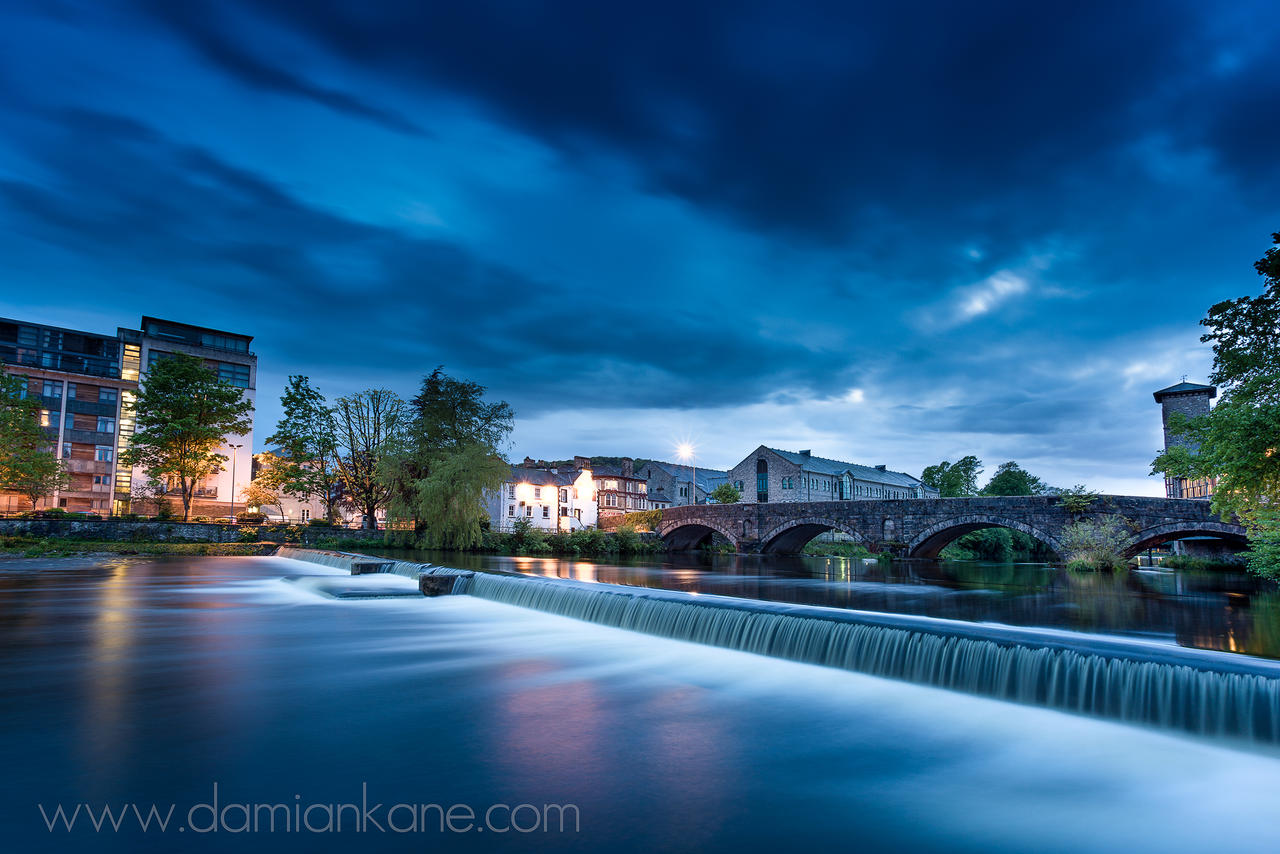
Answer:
1, 553, 1279, 852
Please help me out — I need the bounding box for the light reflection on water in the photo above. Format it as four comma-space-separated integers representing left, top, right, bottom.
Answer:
384, 550, 1280, 659
1, 556, 1279, 853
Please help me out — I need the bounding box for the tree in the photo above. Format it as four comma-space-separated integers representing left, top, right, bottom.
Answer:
981, 461, 1048, 496
920, 456, 983, 497
120, 352, 253, 521
241, 458, 285, 519
129, 477, 170, 518
266, 376, 340, 522
379, 368, 513, 548
1153, 231, 1280, 578
0, 370, 69, 509
332, 388, 404, 529
710, 482, 741, 504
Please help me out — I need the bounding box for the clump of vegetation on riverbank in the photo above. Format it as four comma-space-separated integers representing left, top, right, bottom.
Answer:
483, 521, 660, 557
940, 528, 1058, 562
0, 535, 277, 557
1060, 515, 1132, 571
1159, 554, 1247, 571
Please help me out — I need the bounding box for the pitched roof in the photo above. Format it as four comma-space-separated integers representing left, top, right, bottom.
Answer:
1153, 381, 1217, 402
642, 459, 729, 492
507, 466, 580, 487
765, 447, 933, 491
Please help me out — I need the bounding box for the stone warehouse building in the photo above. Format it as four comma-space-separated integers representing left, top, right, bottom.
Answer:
0, 315, 256, 516
1153, 380, 1217, 500
726, 446, 938, 504
638, 459, 729, 506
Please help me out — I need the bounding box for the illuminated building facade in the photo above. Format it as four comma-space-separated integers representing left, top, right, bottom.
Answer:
1, 315, 255, 515
485, 463, 597, 532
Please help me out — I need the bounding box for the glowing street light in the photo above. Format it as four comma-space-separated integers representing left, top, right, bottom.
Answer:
676, 442, 696, 506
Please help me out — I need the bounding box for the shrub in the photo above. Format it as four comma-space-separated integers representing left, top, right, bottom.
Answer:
83, 513, 102, 521
235, 511, 266, 526
1059, 515, 1131, 570
613, 524, 641, 553
192, 515, 213, 523
1058, 485, 1100, 515
307, 519, 335, 527
1160, 553, 1246, 571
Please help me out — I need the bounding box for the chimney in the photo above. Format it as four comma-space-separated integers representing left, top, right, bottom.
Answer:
573, 455, 591, 471
875, 464, 887, 471
622, 457, 634, 477
523, 456, 535, 467
799, 450, 811, 458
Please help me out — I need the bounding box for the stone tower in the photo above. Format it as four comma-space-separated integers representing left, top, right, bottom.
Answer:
1153, 380, 1217, 499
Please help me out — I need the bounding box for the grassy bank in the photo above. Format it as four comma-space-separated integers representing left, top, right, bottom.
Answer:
0, 535, 278, 557
801, 541, 892, 561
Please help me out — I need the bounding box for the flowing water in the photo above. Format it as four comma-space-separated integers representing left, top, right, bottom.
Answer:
386, 550, 1280, 659
3, 554, 1280, 852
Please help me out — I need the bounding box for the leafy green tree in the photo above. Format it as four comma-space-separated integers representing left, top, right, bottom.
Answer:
920, 455, 983, 497
266, 376, 341, 522
332, 388, 404, 529
981, 461, 1048, 496
120, 352, 253, 521
0, 370, 69, 509
1059, 515, 1131, 571
380, 368, 512, 548
241, 458, 285, 519
1153, 231, 1280, 578
709, 482, 741, 504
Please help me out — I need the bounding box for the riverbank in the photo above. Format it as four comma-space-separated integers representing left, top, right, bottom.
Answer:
0, 535, 277, 557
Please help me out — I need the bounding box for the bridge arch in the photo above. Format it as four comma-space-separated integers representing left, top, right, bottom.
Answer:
759, 517, 866, 554
1122, 521, 1248, 558
658, 519, 740, 552
907, 515, 1064, 560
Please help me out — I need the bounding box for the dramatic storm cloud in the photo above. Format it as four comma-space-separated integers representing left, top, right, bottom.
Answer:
1, 0, 1277, 493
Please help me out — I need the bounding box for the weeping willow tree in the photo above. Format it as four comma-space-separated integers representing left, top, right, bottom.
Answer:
379, 368, 513, 549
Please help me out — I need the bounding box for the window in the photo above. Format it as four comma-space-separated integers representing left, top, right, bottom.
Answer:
301, 509, 310, 522
97, 417, 115, 433
66, 383, 78, 400
756, 458, 768, 503
215, 362, 251, 388
508, 505, 515, 517
61, 442, 71, 458
42, 380, 61, 398
542, 506, 550, 519
679, 486, 688, 497
508, 485, 516, 499
560, 489, 568, 503
534, 487, 542, 500
95, 446, 113, 462
200, 332, 249, 352
560, 507, 568, 517
638, 483, 646, 493
40, 409, 52, 427
524, 505, 533, 517
99, 388, 117, 405
604, 480, 618, 490
64, 412, 74, 430
93, 475, 110, 485
572, 487, 579, 499
606, 494, 617, 507
782, 477, 793, 489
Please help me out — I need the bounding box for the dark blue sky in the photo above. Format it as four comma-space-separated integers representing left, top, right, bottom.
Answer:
2, 1, 1278, 493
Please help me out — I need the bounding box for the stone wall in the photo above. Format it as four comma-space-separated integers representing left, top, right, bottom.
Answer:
656, 495, 1247, 557
0, 518, 389, 544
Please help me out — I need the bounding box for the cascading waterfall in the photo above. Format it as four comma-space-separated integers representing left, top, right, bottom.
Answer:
460, 571, 1280, 743
273, 547, 1280, 742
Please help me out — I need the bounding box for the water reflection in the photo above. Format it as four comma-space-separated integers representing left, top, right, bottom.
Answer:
386, 550, 1280, 660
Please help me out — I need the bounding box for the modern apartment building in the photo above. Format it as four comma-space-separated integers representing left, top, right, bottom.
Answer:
0, 315, 256, 515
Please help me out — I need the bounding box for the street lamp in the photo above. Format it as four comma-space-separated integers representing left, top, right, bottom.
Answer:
676, 442, 696, 506
227, 442, 243, 521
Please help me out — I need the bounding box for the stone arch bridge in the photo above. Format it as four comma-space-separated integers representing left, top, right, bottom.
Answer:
655, 496, 1246, 559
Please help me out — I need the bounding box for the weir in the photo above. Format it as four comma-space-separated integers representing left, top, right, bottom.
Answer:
275, 548, 1280, 743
